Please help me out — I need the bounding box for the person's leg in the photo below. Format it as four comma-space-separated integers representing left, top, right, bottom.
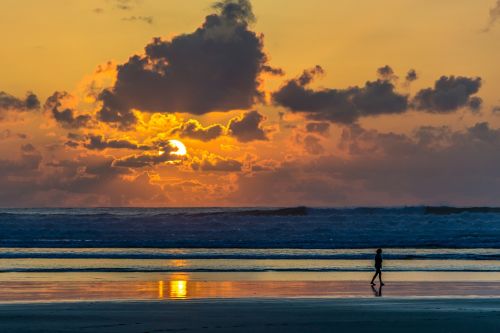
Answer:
379, 270, 384, 285
370, 271, 378, 284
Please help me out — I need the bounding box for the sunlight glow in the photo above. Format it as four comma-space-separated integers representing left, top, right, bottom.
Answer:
169, 140, 187, 156
169, 280, 188, 299
158, 139, 187, 156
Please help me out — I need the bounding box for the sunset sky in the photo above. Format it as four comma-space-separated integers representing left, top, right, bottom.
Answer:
2, 0, 500, 207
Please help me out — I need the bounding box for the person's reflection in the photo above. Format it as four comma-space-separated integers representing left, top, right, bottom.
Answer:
371, 284, 383, 297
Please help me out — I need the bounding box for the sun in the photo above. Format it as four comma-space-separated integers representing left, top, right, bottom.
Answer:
167, 139, 187, 156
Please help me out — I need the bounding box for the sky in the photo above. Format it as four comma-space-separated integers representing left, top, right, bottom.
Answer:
1, 0, 500, 207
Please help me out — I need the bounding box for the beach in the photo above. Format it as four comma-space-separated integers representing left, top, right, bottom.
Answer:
1, 208, 500, 331
1, 271, 500, 332
1, 298, 500, 333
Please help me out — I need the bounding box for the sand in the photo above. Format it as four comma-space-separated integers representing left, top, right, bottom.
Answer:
1, 272, 500, 332
1, 298, 500, 333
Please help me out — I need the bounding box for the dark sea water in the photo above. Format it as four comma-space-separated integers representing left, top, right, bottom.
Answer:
1, 207, 500, 273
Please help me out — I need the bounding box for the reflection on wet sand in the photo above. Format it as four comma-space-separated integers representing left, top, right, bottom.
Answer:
371, 284, 383, 297
169, 280, 187, 299
2, 277, 500, 302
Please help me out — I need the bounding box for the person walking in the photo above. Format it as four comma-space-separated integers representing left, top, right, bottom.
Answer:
370, 248, 385, 286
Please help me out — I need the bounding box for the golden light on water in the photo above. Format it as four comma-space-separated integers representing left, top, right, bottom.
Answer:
169, 280, 188, 299
158, 280, 164, 299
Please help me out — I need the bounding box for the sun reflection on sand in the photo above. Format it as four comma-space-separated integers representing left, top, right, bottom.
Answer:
158, 280, 164, 299
169, 280, 188, 299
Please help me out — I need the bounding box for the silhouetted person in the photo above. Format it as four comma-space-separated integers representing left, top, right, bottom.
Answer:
370, 248, 384, 286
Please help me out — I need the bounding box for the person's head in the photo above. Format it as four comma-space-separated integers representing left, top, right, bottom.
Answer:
376, 248, 382, 254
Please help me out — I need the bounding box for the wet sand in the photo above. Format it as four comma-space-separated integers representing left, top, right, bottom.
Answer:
2, 271, 500, 301
1, 272, 500, 332
1, 298, 500, 333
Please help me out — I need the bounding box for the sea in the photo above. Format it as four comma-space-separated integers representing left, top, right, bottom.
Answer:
1, 207, 500, 274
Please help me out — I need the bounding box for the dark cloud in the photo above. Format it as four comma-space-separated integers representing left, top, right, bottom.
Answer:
304, 135, 324, 155
171, 120, 224, 142
0, 91, 40, 113
42, 156, 166, 206
338, 124, 415, 156
274, 66, 409, 124
306, 122, 330, 136
228, 110, 268, 142
413, 76, 482, 113
112, 143, 180, 168
467, 122, 500, 143
0, 151, 168, 207
97, 0, 280, 128
0, 129, 27, 140
468, 97, 483, 112
413, 125, 452, 148
52, 109, 92, 129
377, 65, 397, 81
0, 145, 42, 176
276, 67, 483, 122
65, 141, 80, 148
405, 69, 418, 83
45, 92, 93, 129
114, 0, 135, 10
191, 155, 243, 172
122, 16, 153, 24
97, 89, 137, 129
21, 143, 36, 153
84, 135, 150, 151
113, 153, 179, 168
67, 132, 85, 141
332, 123, 500, 204
230, 122, 500, 206
483, 0, 500, 32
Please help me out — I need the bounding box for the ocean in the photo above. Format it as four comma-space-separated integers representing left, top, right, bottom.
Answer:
1, 207, 500, 274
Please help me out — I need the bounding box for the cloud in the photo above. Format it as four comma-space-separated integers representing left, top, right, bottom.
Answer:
0, 129, 27, 140
0, 91, 40, 115
377, 65, 398, 81
306, 122, 330, 136
97, 89, 137, 129
30, 155, 166, 206
191, 154, 243, 172
122, 16, 153, 24
0, 145, 42, 176
113, 153, 178, 168
115, 0, 135, 10
304, 135, 324, 155
228, 110, 268, 142
273, 66, 409, 124
171, 119, 224, 141
65, 141, 80, 148
97, 0, 280, 128
484, 1, 500, 32
229, 122, 500, 206
405, 69, 418, 83
275, 67, 483, 123
84, 135, 150, 150
413, 76, 482, 113
112, 142, 181, 168
45, 92, 93, 129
